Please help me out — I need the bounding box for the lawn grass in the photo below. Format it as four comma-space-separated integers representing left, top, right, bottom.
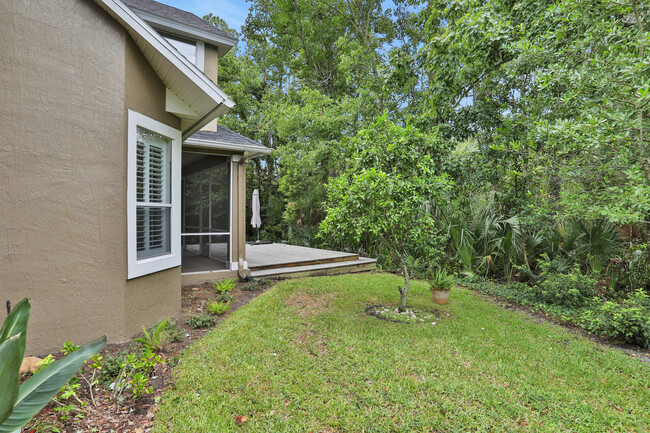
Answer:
154, 273, 650, 432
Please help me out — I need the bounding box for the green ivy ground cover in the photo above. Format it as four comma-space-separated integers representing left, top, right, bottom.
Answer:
154, 273, 649, 432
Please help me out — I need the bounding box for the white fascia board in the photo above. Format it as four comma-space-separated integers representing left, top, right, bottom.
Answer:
181, 103, 232, 140
184, 137, 272, 157
195, 41, 205, 71
130, 9, 237, 55
93, 0, 235, 127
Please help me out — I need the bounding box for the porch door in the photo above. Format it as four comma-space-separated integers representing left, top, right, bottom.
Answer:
181, 152, 231, 273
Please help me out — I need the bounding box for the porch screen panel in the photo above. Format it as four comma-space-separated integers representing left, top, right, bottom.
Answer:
209, 163, 230, 232
136, 127, 171, 260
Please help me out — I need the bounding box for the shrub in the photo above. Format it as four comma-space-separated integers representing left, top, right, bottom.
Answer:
98, 351, 129, 384
214, 278, 236, 294
157, 319, 184, 343
109, 349, 164, 399
207, 300, 230, 316
581, 289, 650, 348
186, 313, 216, 329
241, 282, 261, 291
134, 318, 178, 351
217, 292, 235, 303
533, 272, 597, 308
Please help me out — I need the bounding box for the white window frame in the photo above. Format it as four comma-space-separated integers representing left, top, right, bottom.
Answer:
127, 110, 181, 279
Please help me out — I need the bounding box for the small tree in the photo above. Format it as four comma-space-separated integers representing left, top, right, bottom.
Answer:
319, 116, 451, 311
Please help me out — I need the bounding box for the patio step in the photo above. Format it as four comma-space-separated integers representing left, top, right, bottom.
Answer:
250, 257, 377, 280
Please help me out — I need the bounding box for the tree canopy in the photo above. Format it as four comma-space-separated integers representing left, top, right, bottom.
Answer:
205, 0, 649, 299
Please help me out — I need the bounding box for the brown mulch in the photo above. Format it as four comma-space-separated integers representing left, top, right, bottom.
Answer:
23, 279, 275, 433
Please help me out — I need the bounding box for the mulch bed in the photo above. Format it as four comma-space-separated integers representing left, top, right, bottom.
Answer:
23, 279, 275, 433
365, 305, 443, 325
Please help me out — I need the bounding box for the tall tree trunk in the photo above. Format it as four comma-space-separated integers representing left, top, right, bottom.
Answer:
398, 258, 410, 312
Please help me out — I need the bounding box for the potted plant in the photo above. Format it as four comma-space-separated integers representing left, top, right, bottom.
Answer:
428, 268, 455, 304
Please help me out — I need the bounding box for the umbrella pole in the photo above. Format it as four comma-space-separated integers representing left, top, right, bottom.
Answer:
257, 227, 260, 243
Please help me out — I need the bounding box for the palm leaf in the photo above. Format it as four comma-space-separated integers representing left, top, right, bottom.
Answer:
0, 334, 22, 425
0, 336, 106, 433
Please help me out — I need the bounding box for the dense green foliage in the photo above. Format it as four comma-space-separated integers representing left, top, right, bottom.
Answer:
186, 313, 217, 329
466, 277, 650, 348
154, 275, 650, 432
205, 0, 649, 341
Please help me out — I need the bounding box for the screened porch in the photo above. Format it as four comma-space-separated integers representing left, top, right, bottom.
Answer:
181, 152, 231, 273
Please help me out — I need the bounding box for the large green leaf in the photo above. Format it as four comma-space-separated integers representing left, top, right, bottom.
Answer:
0, 298, 30, 359
0, 336, 106, 433
0, 334, 22, 425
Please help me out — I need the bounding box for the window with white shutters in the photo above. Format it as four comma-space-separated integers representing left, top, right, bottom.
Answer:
127, 110, 181, 279
136, 128, 171, 259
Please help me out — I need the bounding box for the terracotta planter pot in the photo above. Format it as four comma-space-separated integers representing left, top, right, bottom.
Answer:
431, 289, 450, 304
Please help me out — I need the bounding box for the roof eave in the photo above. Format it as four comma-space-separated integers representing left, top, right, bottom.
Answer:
184, 137, 272, 158
130, 8, 238, 55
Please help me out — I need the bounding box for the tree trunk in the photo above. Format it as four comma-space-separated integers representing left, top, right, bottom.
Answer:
398, 259, 411, 312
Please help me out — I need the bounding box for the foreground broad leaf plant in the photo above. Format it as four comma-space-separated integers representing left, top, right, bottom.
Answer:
0, 298, 105, 433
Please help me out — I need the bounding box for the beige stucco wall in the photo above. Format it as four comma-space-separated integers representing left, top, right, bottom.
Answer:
0, 0, 183, 354
201, 44, 220, 132
125, 38, 181, 130
123, 37, 182, 337
0, 0, 128, 354
204, 44, 219, 85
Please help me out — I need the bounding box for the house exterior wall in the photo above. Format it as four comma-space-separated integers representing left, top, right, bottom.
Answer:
201, 44, 220, 132
0, 0, 128, 354
204, 44, 219, 85
123, 37, 181, 337
0, 0, 186, 354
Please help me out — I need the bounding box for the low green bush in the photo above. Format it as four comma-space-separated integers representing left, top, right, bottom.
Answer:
134, 318, 184, 351
134, 318, 172, 351
110, 349, 164, 399
217, 292, 235, 303
241, 282, 261, 291
158, 319, 184, 343
98, 351, 129, 384
241, 279, 274, 291
207, 300, 230, 316
580, 289, 650, 348
465, 278, 650, 348
214, 278, 236, 294
533, 272, 597, 308
186, 313, 216, 329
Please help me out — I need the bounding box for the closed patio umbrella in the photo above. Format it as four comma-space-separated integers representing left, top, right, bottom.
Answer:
251, 189, 262, 243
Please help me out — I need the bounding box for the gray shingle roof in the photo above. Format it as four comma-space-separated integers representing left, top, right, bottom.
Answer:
190, 126, 265, 148
122, 0, 237, 44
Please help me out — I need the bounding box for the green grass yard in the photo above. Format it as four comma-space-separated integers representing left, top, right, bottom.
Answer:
154, 273, 650, 432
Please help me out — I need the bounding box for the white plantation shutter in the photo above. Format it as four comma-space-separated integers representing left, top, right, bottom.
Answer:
127, 110, 181, 279
136, 127, 171, 260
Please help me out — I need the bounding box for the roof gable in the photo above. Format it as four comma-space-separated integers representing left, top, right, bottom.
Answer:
122, 0, 237, 54
92, 0, 235, 138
